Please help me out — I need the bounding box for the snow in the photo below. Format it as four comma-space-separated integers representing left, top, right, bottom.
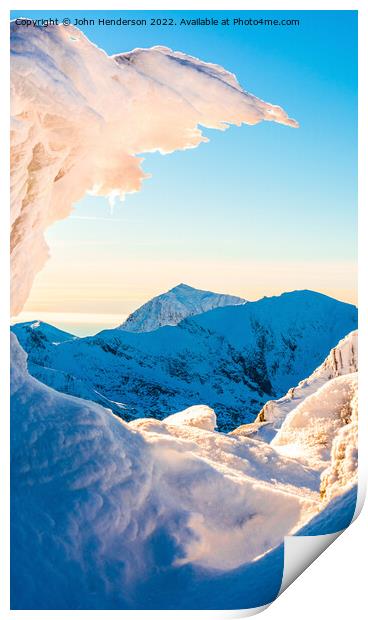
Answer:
10, 22, 297, 316
231, 329, 359, 505
11, 331, 358, 609
11, 333, 328, 608
14, 290, 357, 431
163, 405, 218, 431
10, 21, 359, 611
320, 383, 358, 502
12, 320, 76, 345
10, 322, 359, 608
119, 283, 246, 332
271, 374, 358, 470
297, 484, 357, 536
166, 485, 357, 610
252, 330, 359, 503
233, 330, 358, 442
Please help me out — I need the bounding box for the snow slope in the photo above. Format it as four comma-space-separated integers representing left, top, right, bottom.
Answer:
14, 290, 357, 431
11, 333, 324, 610
149, 485, 357, 610
10, 22, 297, 315
11, 333, 358, 609
119, 283, 246, 332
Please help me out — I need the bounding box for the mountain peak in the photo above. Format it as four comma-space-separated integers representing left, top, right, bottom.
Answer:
168, 283, 197, 294
171, 282, 192, 290
119, 284, 246, 333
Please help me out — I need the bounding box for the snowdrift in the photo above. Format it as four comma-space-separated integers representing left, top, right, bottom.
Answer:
11, 330, 358, 609
10, 334, 312, 608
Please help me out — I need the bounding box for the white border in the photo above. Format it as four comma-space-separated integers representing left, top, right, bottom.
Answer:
2, 2, 367, 619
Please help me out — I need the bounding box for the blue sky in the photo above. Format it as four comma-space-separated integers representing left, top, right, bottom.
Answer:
11, 10, 357, 333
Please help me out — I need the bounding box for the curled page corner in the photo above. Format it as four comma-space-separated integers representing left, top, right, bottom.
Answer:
353, 474, 367, 520
279, 531, 342, 596
279, 481, 359, 598
208, 605, 271, 619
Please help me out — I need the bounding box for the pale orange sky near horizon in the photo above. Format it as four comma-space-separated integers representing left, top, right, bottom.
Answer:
17, 207, 357, 334
20, 246, 357, 320
16, 265, 357, 336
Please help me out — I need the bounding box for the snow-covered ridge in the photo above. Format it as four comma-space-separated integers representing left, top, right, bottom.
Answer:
231, 330, 358, 501
119, 283, 246, 332
10, 22, 297, 315
232, 330, 358, 441
11, 320, 76, 345
12, 290, 357, 430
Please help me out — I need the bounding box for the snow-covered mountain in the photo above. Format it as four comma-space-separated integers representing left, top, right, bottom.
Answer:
10, 331, 357, 609
13, 290, 358, 431
119, 283, 246, 332
11, 320, 75, 346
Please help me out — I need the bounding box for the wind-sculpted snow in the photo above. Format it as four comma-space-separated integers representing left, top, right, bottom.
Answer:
119, 283, 246, 332
13, 290, 358, 430
319, 383, 358, 502
268, 369, 358, 505
12, 334, 324, 609
271, 374, 358, 469
10, 22, 297, 315
232, 330, 358, 442
269, 369, 358, 504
